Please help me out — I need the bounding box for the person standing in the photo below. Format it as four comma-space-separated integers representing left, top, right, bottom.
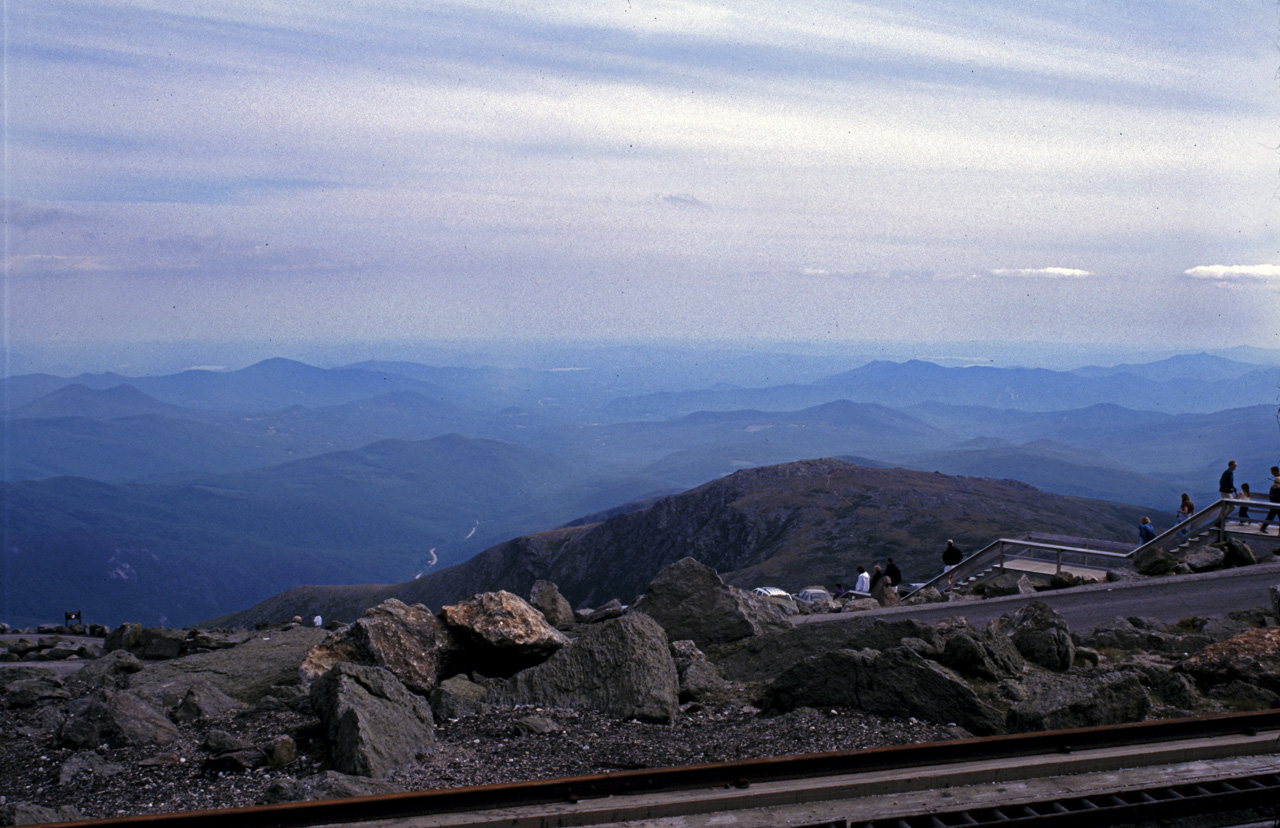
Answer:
885, 557, 902, 587
942, 539, 963, 572
868, 564, 884, 591
1260, 466, 1280, 534
1219, 460, 1239, 518
1238, 483, 1253, 526
1176, 493, 1194, 539
854, 566, 870, 593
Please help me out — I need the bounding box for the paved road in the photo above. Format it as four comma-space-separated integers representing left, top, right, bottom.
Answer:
797, 560, 1280, 631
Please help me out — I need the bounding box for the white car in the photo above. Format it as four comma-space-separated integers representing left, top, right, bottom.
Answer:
752, 586, 791, 600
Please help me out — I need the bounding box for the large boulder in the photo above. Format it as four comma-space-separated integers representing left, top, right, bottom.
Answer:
1176, 627, 1280, 695
300, 599, 458, 695
1009, 601, 1074, 671
670, 640, 731, 702
770, 646, 1004, 736
1007, 672, 1150, 732
976, 573, 1037, 598
1077, 617, 1213, 657
495, 613, 679, 723
529, 581, 575, 629
1219, 538, 1257, 568
56, 689, 180, 749
628, 558, 791, 650
441, 591, 570, 677
309, 663, 436, 778
938, 628, 1024, 682
717, 617, 943, 683
1134, 546, 1182, 576
869, 577, 900, 608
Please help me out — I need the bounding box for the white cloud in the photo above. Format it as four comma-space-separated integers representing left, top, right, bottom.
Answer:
989, 267, 1093, 278
1184, 264, 1280, 281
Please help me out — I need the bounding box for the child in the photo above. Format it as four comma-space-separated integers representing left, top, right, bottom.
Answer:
1238, 483, 1252, 525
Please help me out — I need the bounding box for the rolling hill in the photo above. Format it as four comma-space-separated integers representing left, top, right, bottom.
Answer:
207, 459, 1150, 628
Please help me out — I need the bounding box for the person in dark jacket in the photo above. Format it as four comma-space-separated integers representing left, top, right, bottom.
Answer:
868, 564, 884, 591
1219, 460, 1238, 517
1260, 466, 1280, 534
884, 558, 902, 587
942, 539, 963, 571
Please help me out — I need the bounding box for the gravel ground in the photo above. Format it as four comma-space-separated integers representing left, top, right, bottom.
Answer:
0, 693, 957, 822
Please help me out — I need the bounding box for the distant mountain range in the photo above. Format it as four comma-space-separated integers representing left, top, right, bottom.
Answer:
206, 459, 1149, 629
2, 350, 1276, 628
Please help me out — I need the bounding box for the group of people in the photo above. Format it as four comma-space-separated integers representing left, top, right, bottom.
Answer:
833, 558, 902, 598
1139, 460, 1280, 546
1216, 460, 1280, 534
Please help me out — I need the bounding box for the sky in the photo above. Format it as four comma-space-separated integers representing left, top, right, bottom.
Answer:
4, 0, 1280, 369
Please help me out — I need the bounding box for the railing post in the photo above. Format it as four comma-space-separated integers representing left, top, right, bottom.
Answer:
999, 542, 1005, 574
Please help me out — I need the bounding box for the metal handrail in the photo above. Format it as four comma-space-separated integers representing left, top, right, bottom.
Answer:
906, 498, 1259, 598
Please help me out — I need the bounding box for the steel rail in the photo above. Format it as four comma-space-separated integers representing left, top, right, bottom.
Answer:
50, 709, 1280, 828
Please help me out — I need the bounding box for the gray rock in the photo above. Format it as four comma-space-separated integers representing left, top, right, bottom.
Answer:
4, 676, 71, 709
978, 573, 1037, 598
717, 617, 943, 683
57, 689, 180, 749
309, 663, 436, 778
303, 771, 404, 800
496, 612, 679, 723
628, 558, 790, 650
529, 580, 575, 628
1, 803, 84, 825
1219, 538, 1257, 568
770, 646, 1004, 736
1185, 544, 1225, 572
1208, 680, 1280, 711
670, 642, 731, 702
902, 587, 946, 605
1007, 672, 1150, 732
57, 750, 124, 786
1134, 545, 1182, 576
428, 675, 491, 719
869, 577, 900, 607
1129, 664, 1202, 710
205, 728, 249, 754
67, 649, 143, 691
169, 680, 245, 723
103, 623, 143, 654
514, 715, 561, 735
135, 627, 187, 660
267, 734, 298, 766
1009, 601, 1074, 671
300, 598, 458, 695
1077, 617, 1213, 657
585, 599, 625, 624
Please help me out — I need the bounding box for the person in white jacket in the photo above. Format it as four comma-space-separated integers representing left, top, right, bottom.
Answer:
854, 565, 870, 593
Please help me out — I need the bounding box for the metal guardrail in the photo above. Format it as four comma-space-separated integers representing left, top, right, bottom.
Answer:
907, 498, 1269, 598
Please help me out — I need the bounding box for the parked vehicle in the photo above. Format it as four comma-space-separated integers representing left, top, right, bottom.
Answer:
791, 586, 833, 605
751, 586, 797, 610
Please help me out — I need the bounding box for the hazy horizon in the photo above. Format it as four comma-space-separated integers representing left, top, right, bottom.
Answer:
7, 337, 1280, 380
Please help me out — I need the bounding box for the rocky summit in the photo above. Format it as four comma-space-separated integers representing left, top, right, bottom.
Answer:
2, 557, 1279, 824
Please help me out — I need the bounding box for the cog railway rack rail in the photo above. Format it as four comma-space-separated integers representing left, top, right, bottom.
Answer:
48, 709, 1280, 828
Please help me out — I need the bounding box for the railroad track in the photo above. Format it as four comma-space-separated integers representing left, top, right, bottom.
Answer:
59, 710, 1280, 828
